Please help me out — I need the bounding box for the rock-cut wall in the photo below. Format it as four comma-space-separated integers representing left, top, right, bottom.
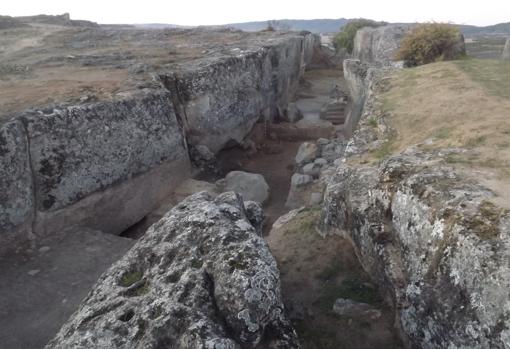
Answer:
321, 57, 510, 348
161, 34, 317, 153
0, 32, 319, 255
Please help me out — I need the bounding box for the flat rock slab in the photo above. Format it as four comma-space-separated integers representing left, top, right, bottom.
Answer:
0, 228, 134, 349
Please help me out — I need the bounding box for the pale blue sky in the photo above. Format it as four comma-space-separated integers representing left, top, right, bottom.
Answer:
3, 0, 509, 26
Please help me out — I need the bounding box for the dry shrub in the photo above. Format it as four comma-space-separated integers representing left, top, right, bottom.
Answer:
396, 23, 463, 66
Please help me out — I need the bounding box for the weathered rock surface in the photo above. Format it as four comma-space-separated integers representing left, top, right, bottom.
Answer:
27, 90, 191, 237
295, 142, 318, 164
161, 33, 318, 153
1, 29, 319, 254
503, 38, 510, 60
320, 63, 510, 348
353, 25, 411, 67
353, 24, 465, 67
0, 120, 34, 255
221, 171, 270, 204
46, 192, 298, 348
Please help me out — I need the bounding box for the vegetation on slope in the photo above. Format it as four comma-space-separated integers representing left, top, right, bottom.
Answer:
395, 23, 464, 66
379, 60, 510, 203
333, 19, 386, 53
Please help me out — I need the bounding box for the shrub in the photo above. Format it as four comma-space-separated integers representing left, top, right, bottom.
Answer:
333, 19, 385, 54
396, 23, 463, 66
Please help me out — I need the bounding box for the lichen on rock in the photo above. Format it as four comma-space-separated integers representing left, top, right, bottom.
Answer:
46, 191, 298, 349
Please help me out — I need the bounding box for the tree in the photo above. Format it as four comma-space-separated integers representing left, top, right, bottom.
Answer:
333, 19, 385, 54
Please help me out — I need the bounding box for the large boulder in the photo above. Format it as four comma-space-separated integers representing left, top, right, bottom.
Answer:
221, 171, 270, 204
46, 192, 298, 348
321, 68, 510, 348
503, 38, 510, 60
352, 25, 411, 67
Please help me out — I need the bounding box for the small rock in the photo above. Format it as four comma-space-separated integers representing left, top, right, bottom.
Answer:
291, 173, 313, 187
38, 246, 51, 253
195, 144, 215, 161
333, 158, 344, 166
314, 158, 328, 166
224, 171, 270, 204
28, 269, 40, 276
317, 138, 330, 146
295, 142, 318, 164
302, 163, 315, 174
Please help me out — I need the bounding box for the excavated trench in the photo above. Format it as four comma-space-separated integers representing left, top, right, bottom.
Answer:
124, 68, 403, 348
0, 44, 402, 347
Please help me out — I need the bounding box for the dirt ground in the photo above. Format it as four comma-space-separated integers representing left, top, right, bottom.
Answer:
213, 70, 402, 347
267, 209, 402, 349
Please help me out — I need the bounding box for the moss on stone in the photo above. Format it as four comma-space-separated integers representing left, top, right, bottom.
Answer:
119, 270, 143, 287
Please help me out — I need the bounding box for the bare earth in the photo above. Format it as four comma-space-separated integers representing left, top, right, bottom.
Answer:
0, 23, 295, 120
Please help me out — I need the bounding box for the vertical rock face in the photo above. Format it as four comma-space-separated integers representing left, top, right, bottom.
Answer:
320, 65, 510, 348
503, 38, 510, 60
0, 120, 34, 255
46, 192, 298, 349
7, 90, 192, 238
0, 32, 318, 253
162, 35, 314, 153
342, 59, 370, 137
352, 25, 411, 67
352, 25, 466, 67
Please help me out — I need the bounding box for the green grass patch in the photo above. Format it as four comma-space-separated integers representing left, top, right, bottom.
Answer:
281, 208, 321, 236
455, 59, 510, 99
119, 270, 143, 287
314, 277, 382, 313
465, 135, 487, 147
367, 117, 378, 128
434, 127, 452, 140
372, 140, 395, 161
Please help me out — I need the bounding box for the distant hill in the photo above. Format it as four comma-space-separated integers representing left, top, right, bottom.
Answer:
133, 23, 190, 29
225, 19, 510, 37
0, 13, 98, 29
457, 22, 510, 37
225, 18, 350, 33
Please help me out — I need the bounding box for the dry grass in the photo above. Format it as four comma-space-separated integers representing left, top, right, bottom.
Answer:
380, 59, 510, 206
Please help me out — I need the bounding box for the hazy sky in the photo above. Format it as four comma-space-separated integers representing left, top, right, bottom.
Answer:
3, 0, 509, 26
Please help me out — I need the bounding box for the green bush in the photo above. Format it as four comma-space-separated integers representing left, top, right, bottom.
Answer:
396, 23, 463, 66
333, 19, 385, 53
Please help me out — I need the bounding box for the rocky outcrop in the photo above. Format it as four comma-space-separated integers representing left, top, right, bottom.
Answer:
352, 24, 465, 67
503, 38, 510, 60
320, 65, 510, 348
0, 31, 318, 254
220, 171, 270, 204
161, 33, 317, 153
352, 25, 411, 67
46, 192, 298, 348
342, 59, 370, 137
